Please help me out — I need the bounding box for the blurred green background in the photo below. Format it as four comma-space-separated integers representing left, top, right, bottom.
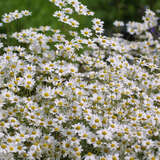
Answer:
0, 0, 160, 33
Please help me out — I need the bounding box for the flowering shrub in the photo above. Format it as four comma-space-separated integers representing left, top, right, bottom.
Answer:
0, 0, 160, 160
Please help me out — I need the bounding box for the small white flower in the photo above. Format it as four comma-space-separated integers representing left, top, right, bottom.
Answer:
81, 28, 92, 37
113, 20, 124, 27
41, 86, 53, 98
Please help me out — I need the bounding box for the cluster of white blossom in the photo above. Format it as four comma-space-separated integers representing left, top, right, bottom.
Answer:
2, 10, 31, 23
0, 0, 160, 160
126, 9, 158, 35
51, 0, 94, 28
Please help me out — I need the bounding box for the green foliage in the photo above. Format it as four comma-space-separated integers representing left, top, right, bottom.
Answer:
0, 0, 53, 27
84, 0, 160, 28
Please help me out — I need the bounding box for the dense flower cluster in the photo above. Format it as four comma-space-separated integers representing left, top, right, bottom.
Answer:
2, 10, 31, 23
0, 0, 160, 160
